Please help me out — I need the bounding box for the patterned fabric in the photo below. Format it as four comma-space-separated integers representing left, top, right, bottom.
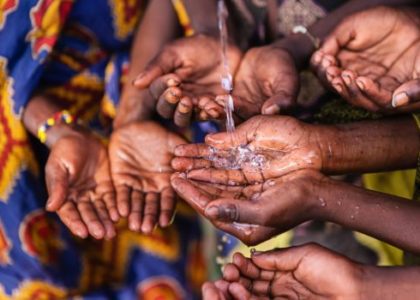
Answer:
0, 0, 204, 298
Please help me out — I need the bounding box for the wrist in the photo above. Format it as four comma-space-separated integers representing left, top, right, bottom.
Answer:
46, 124, 86, 149
272, 34, 316, 70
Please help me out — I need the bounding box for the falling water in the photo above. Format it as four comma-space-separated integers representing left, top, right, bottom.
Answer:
217, 0, 235, 134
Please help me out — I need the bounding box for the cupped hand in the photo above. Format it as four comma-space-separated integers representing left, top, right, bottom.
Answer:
211, 45, 299, 120
222, 244, 363, 299
311, 6, 420, 112
109, 121, 184, 233
171, 173, 282, 246
133, 34, 242, 127
45, 131, 117, 240
172, 115, 326, 186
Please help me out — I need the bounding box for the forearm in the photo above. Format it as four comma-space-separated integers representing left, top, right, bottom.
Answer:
315, 116, 419, 174
360, 266, 420, 299
273, 0, 419, 69
22, 94, 83, 148
183, 0, 218, 37
316, 178, 420, 254
116, 0, 181, 126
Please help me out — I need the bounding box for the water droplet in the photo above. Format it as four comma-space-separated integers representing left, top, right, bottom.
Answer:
337, 200, 342, 206
350, 215, 355, 220
318, 197, 326, 207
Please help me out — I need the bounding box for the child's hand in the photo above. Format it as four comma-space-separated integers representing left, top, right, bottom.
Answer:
45, 131, 117, 240
311, 6, 420, 112
109, 121, 183, 233
133, 34, 242, 127
222, 245, 363, 299
214, 45, 299, 119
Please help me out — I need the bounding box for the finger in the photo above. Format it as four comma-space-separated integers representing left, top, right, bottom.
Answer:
355, 76, 392, 108
187, 169, 255, 186
251, 244, 321, 272
149, 73, 181, 99
232, 252, 261, 279
171, 157, 213, 171
204, 198, 260, 224
116, 185, 131, 217
261, 91, 295, 115
128, 190, 144, 232
103, 192, 119, 222
341, 71, 381, 111
203, 99, 224, 120
159, 187, 176, 227
222, 263, 241, 282
202, 282, 228, 300
78, 201, 106, 239
141, 192, 159, 234
171, 177, 211, 214
174, 96, 193, 127
174, 144, 212, 158
392, 79, 420, 108
320, 21, 355, 56
45, 163, 69, 212
133, 51, 179, 89
57, 202, 88, 239
228, 282, 256, 300
156, 86, 182, 119
93, 200, 116, 240
315, 54, 339, 88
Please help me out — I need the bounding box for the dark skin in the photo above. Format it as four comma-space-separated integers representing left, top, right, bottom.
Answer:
23, 95, 117, 240
109, 121, 183, 233
133, 0, 418, 126
133, 34, 242, 127
113, 0, 181, 128
311, 6, 420, 112
172, 115, 419, 185
216, 245, 420, 300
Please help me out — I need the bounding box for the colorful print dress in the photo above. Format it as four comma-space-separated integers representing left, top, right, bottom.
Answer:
0, 0, 204, 299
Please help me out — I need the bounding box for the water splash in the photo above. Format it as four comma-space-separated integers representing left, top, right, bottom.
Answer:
208, 145, 268, 170
217, 0, 235, 134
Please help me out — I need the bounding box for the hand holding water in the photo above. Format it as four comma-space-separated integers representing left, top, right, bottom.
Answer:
172, 115, 327, 185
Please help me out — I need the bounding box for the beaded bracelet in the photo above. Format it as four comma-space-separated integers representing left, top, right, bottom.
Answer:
37, 110, 76, 143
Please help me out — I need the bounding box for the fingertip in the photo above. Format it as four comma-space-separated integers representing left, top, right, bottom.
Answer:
261, 103, 280, 115
392, 92, 409, 108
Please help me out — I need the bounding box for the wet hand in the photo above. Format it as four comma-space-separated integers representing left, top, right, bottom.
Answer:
222, 245, 363, 299
45, 131, 117, 240
171, 173, 282, 246
172, 115, 325, 186
311, 6, 420, 112
133, 34, 242, 127
109, 121, 184, 233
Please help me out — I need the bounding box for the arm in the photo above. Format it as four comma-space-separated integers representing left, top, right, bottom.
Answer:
312, 175, 420, 253
317, 116, 419, 174
273, 0, 420, 69
114, 0, 181, 127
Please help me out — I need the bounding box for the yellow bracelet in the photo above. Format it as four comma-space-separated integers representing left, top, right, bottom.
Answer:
37, 110, 76, 143
171, 0, 195, 37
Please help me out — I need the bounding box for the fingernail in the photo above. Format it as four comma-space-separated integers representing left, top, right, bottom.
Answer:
204, 206, 219, 219
76, 228, 86, 239
356, 79, 365, 90
392, 92, 409, 107
313, 53, 321, 64
333, 84, 343, 93
263, 104, 280, 115
251, 250, 263, 256
167, 78, 179, 86
133, 73, 145, 85
342, 74, 351, 85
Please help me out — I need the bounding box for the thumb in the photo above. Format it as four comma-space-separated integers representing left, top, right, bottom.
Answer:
45, 162, 69, 211
251, 245, 314, 272
261, 91, 296, 115
204, 198, 258, 224
133, 50, 179, 89
392, 79, 420, 108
